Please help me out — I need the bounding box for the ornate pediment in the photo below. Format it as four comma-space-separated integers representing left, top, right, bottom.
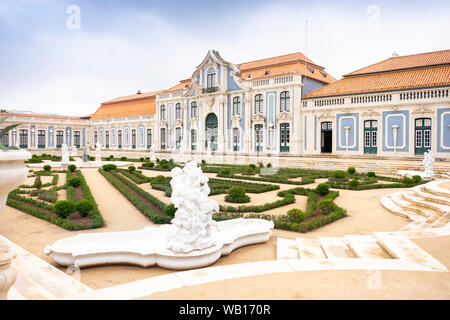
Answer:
412, 105, 433, 115
231, 114, 241, 128
174, 119, 183, 127
361, 108, 381, 117
277, 111, 292, 120
159, 120, 167, 127
252, 113, 265, 123
318, 112, 333, 120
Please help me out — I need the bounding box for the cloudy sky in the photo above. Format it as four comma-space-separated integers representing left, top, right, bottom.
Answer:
1, 0, 449, 116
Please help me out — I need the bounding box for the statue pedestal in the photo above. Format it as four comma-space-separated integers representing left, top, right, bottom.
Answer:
0, 241, 16, 300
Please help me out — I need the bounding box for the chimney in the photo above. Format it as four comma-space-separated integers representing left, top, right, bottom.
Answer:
137, 90, 142, 94
392, 52, 399, 58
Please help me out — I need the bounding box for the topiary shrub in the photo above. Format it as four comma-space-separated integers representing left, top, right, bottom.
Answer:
161, 163, 170, 170
128, 166, 136, 173
68, 164, 76, 172
219, 168, 231, 176
302, 176, 315, 184
318, 198, 334, 215
142, 161, 155, 168
201, 160, 206, 165
120, 156, 127, 161
225, 186, 250, 203
88, 156, 95, 161
347, 167, 356, 174
34, 175, 43, 190
243, 166, 256, 175
267, 163, 272, 168
152, 175, 167, 184
249, 164, 256, 170
333, 170, 346, 179
367, 171, 376, 177
402, 177, 415, 185
53, 200, 76, 218
67, 177, 82, 187
43, 165, 51, 172
347, 179, 360, 189
259, 162, 264, 168
412, 175, 422, 184
287, 208, 305, 223
315, 183, 330, 195
69, 156, 75, 161
139, 157, 144, 162
75, 200, 94, 217
103, 164, 117, 171
156, 158, 160, 163
169, 158, 174, 164
163, 203, 177, 218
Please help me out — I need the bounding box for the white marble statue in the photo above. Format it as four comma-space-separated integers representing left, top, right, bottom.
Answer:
423, 150, 435, 176
206, 140, 211, 156
167, 161, 219, 253
95, 142, 102, 162
61, 144, 70, 164
150, 145, 157, 161
71, 146, 78, 157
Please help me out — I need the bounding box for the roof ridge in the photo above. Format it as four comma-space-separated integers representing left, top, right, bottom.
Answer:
238, 52, 309, 66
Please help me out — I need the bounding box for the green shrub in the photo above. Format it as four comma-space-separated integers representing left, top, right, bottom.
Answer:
259, 162, 264, 168
225, 186, 250, 203
88, 156, 95, 161
120, 156, 127, 161
68, 164, 76, 172
69, 156, 75, 161
34, 175, 43, 190
333, 170, 346, 179
169, 158, 174, 164
412, 175, 422, 183
201, 160, 206, 165
318, 198, 335, 215
139, 157, 144, 162
249, 164, 256, 170
53, 200, 76, 218
37, 189, 57, 203
43, 165, 51, 172
402, 177, 415, 185
287, 208, 305, 222
163, 204, 177, 218
243, 166, 256, 175
159, 159, 169, 165
267, 163, 272, 168
348, 179, 360, 189
142, 161, 155, 168
367, 171, 376, 177
219, 168, 231, 175
302, 176, 315, 184
67, 177, 82, 187
161, 163, 170, 170
156, 158, 160, 163
75, 200, 94, 217
347, 167, 356, 174
103, 164, 117, 171
128, 166, 136, 173
315, 183, 330, 195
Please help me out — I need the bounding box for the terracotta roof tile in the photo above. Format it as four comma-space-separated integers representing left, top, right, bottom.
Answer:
102, 90, 165, 105
0, 112, 84, 120
238, 52, 321, 70
345, 49, 450, 76
91, 98, 156, 119
304, 65, 450, 98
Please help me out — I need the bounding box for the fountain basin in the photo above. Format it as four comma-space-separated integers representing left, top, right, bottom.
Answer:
45, 218, 274, 270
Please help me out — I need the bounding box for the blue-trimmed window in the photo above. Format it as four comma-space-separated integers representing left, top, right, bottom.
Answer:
175, 103, 181, 120
280, 91, 290, 112
160, 105, 166, 121
191, 101, 198, 119
233, 96, 240, 115
255, 94, 263, 114
207, 68, 216, 88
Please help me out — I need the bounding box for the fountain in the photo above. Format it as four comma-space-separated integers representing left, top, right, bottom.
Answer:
44, 161, 273, 270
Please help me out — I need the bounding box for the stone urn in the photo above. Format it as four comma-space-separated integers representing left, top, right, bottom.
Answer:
0, 149, 31, 299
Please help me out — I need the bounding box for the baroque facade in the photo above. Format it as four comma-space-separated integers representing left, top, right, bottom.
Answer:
1, 49, 449, 160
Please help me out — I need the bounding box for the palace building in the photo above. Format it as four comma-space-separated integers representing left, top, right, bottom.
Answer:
1, 49, 449, 160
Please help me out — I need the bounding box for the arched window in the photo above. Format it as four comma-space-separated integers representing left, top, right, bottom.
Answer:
280, 91, 290, 112
233, 96, 240, 115
160, 105, 166, 121
207, 68, 216, 88
191, 101, 198, 119
255, 94, 263, 114
175, 103, 181, 120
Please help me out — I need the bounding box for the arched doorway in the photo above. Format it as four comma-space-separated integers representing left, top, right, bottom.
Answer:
205, 113, 218, 151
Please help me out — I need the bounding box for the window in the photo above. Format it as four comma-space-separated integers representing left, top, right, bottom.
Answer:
175, 103, 181, 120
118, 130, 122, 148
207, 68, 216, 88
233, 128, 240, 151
233, 96, 240, 115
74, 131, 81, 148
255, 124, 263, 152
57, 130, 64, 148
191, 130, 197, 150
19, 129, 28, 148
132, 129, 136, 149
161, 128, 166, 149
176, 127, 182, 150
147, 129, 152, 148
105, 131, 109, 148
191, 101, 198, 119
160, 105, 166, 121
93, 131, 98, 145
280, 91, 290, 112
255, 94, 263, 114
48, 128, 54, 147
0, 127, 8, 146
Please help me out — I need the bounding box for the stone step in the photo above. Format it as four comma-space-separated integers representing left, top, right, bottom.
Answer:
295, 238, 326, 259
403, 191, 449, 216
412, 185, 450, 206
380, 195, 424, 222
430, 212, 450, 228
276, 238, 299, 260
391, 192, 426, 217
424, 181, 450, 198
6, 288, 27, 300
344, 235, 393, 259
374, 232, 448, 272
318, 237, 356, 259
